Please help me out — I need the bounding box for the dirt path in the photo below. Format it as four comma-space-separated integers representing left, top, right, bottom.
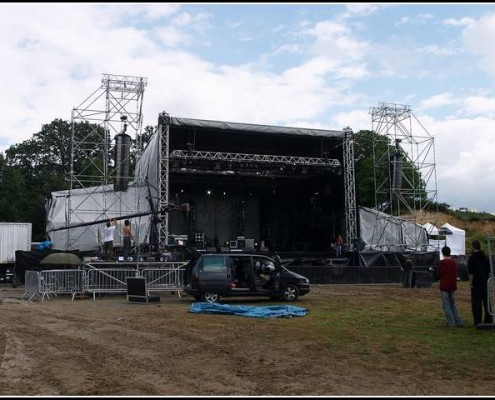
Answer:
0, 284, 493, 396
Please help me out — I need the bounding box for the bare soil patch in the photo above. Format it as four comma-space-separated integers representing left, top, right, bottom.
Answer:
0, 283, 494, 396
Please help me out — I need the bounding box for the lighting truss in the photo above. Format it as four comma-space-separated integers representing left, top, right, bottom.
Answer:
169, 150, 341, 168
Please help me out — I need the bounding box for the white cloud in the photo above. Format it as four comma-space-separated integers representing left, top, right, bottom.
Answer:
420, 93, 460, 109
305, 21, 369, 62
442, 17, 475, 27
330, 110, 371, 132
417, 44, 460, 56
343, 4, 381, 18
463, 96, 495, 116
416, 114, 495, 212
395, 13, 434, 27
462, 13, 495, 73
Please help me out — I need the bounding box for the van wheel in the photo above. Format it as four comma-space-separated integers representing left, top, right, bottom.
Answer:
202, 292, 220, 303
282, 284, 299, 302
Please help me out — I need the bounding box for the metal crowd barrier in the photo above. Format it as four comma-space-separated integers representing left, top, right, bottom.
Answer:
141, 267, 185, 298
22, 270, 42, 302
488, 277, 495, 316
85, 268, 139, 300
21, 262, 188, 301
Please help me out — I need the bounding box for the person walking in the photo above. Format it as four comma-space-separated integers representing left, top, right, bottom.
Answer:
103, 219, 117, 261
468, 240, 493, 326
438, 246, 464, 327
123, 219, 134, 261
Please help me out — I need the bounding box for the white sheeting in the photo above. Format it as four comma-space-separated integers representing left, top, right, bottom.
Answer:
358, 206, 428, 251
46, 131, 161, 252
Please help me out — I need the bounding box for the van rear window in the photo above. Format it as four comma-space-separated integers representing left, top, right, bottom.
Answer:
202, 256, 227, 272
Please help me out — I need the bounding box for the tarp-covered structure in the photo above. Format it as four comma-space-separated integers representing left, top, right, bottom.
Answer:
442, 222, 465, 255
46, 131, 161, 252
46, 117, 346, 252
358, 206, 428, 252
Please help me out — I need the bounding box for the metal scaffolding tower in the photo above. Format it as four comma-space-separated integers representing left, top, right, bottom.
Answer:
157, 112, 170, 252
68, 73, 147, 250
343, 128, 358, 251
369, 102, 438, 248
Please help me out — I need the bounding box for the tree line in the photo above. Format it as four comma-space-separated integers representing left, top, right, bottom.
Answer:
0, 120, 429, 241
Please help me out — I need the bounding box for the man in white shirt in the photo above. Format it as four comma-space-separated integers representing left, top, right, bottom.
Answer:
103, 219, 117, 260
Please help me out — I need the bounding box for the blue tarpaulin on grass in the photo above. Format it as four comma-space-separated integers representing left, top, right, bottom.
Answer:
188, 302, 309, 318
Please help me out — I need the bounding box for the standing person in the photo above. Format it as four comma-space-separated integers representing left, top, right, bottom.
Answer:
401, 256, 414, 288
103, 219, 117, 261
438, 246, 464, 327
468, 240, 493, 326
123, 219, 134, 261
335, 234, 343, 257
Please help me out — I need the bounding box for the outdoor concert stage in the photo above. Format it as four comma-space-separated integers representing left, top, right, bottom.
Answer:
163, 117, 347, 253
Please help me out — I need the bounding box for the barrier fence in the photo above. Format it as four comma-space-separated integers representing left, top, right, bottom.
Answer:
21, 262, 187, 301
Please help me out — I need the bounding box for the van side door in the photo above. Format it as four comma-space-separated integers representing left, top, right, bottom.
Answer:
198, 255, 231, 294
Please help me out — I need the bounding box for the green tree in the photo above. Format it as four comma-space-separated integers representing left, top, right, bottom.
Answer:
3, 119, 105, 240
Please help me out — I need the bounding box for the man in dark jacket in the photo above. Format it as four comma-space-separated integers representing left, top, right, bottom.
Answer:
468, 240, 493, 325
401, 256, 414, 288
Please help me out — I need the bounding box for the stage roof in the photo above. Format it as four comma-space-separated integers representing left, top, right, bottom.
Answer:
168, 116, 345, 139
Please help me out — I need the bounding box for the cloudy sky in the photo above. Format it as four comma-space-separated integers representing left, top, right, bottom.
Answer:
2, 3, 495, 213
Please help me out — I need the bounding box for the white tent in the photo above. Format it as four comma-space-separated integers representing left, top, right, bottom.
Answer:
422, 222, 440, 236
441, 222, 465, 255
422, 223, 443, 252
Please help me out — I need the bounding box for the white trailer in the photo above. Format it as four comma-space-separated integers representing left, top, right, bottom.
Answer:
0, 222, 32, 264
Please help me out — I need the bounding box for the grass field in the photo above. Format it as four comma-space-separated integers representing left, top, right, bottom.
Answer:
306, 283, 495, 381
1, 281, 495, 395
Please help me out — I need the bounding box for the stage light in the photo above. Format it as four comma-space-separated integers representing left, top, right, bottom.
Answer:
223, 191, 226, 195
207, 190, 211, 195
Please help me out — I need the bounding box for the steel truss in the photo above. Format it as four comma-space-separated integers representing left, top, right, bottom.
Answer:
343, 128, 358, 251
169, 150, 341, 168
158, 112, 170, 252
68, 73, 147, 251
369, 102, 438, 249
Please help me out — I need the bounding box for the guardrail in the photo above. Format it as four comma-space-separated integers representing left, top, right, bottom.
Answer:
21, 262, 188, 301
